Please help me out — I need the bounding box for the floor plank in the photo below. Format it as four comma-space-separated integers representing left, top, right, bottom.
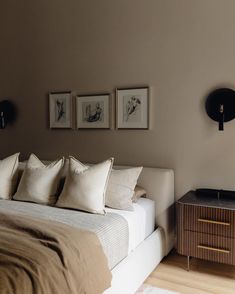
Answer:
145, 251, 235, 294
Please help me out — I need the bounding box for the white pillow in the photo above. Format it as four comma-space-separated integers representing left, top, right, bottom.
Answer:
13, 154, 64, 205
0, 153, 20, 199
105, 167, 143, 211
56, 157, 113, 214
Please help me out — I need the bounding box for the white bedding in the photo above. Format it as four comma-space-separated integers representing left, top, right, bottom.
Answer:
106, 198, 155, 253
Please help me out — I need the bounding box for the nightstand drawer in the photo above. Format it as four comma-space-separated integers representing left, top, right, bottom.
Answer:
183, 231, 235, 265
184, 205, 235, 238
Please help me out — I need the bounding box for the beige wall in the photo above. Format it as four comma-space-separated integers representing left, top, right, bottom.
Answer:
1, 0, 235, 198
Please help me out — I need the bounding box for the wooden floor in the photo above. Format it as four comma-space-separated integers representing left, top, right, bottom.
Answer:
145, 251, 235, 294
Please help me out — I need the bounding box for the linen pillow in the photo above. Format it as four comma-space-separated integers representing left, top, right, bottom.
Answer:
105, 167, 143, 211
132, 185, 147, 203
13, 154, 64, 205
17, 159, 69, 195
0, 153, 20, 199
56, 157, 113, 215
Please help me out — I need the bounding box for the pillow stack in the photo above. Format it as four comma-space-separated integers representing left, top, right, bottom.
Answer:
0, 153, 145, 214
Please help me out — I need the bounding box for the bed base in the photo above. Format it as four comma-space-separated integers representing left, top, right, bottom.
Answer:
104, 227, 170, 294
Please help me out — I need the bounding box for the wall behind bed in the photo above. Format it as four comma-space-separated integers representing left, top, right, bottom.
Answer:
1, 0, 235, 199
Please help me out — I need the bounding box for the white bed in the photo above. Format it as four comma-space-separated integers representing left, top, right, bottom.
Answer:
16, 162, 175, 294
105, 166, 175, 294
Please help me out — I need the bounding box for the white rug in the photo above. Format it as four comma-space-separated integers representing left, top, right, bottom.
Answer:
136, 284, 179, 294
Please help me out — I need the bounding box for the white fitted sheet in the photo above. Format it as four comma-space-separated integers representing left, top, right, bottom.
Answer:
105, 198, 155, 253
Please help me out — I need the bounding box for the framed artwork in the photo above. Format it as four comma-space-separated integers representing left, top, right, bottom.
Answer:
116, 87, 149, 129
49, 92, 72, 128
76, 94, 110, 129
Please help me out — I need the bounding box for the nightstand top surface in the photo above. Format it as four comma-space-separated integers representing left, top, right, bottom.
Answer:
177, 190, 235, 210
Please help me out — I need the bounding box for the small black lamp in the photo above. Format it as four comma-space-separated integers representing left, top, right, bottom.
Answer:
0, 100, 17, 129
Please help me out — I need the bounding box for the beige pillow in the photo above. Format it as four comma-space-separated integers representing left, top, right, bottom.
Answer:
0, 153, 20, 199
105, 167, 143, 211
13, 154, 64, 205
17, 160, 68, 196
132, 185, 147, 203
56, 157, 113, 214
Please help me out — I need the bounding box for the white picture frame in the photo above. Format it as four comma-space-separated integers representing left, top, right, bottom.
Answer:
116, 87, 149, 129
49, 92, 72, 129
76, 94, 110, 129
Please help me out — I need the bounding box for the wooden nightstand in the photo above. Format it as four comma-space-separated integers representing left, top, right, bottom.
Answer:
177, 190, 235, 270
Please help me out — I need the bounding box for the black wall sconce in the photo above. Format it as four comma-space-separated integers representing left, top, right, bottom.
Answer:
0, 100, 17, 129
205, 88, 235, 131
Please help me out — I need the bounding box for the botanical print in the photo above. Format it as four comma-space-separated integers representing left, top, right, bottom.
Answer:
116, 87, 149, 129
55, 98, 67, 123
123, 95, 141, 122
77, 94, 110, 129
49, 92, 72, 128
82, 101, 104, 123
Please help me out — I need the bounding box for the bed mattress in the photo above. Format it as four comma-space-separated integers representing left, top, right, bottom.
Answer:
0, 198, 155, 269
106, 198, 155, 253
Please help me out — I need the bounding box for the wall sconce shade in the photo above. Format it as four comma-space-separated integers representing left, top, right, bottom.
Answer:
0, 100, 17, 129
205, 88, 235, 131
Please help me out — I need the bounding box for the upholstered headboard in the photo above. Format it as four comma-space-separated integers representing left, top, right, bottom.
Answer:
114, 166, 175, 255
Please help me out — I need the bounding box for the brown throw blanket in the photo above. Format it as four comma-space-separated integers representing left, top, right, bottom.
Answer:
0, 212, 112, 294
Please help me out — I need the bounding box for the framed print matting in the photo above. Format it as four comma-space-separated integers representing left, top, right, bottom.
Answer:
116, 87, 149, 129
76, 94, 110, 129
49, 91, 72, 129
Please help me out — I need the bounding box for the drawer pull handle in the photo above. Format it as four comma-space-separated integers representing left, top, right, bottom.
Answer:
197, 245, 230, 254
198, 218, 230, 226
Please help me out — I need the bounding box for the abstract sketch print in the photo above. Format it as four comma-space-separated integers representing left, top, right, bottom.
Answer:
82, 101, 104, 123
123, 95, 141, 122
55, 99, 66, 123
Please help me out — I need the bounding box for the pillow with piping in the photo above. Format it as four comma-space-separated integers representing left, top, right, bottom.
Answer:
56, 156, 113, 215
